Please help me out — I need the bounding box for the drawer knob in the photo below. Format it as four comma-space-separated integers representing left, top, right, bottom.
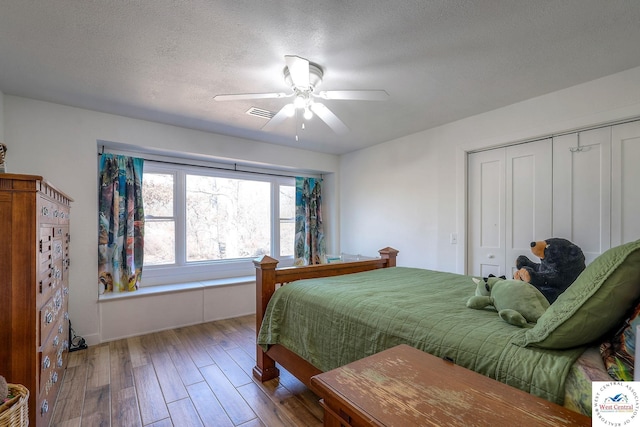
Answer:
45, 312, 53, 324
41, 400, 49, 415
43, 356, 51, 369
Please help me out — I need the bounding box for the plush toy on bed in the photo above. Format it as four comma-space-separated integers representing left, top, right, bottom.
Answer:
513, 238, 586, 304
466, 275, 550, 327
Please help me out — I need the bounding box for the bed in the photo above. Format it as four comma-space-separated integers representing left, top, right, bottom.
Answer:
253, 241, 640, 416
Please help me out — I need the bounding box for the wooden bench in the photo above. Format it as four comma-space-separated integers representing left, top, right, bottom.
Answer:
310, 344, 591, 426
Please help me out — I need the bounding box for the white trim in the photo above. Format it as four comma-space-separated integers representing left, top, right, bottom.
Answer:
455, 146, 468, 274
98, 276, 255, 301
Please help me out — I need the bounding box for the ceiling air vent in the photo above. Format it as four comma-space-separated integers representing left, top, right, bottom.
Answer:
246, 107, 275, 120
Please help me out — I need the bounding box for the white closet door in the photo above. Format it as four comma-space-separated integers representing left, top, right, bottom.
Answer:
468, 149, 505, 277
467, 139, 552, 277
505, 139, 552, 277
612, 121, 640, 246
553, 128, 611, 264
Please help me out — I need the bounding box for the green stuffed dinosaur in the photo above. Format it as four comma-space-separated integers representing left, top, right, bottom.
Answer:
466, 276, 550, 327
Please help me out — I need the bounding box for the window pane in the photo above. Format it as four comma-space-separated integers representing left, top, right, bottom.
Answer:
280, 222, 294, 256
143, 172, 176, 266
143, 173, 174, 217
280, 185, 295, 218
144, 220, 176, 265
280, 185, 295, 256
186, 175, 271, 261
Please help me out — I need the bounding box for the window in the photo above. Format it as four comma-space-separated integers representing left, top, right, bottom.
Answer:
279, 184, 295, 257
186, 174, 271, 261
143, 172, 176, 265
141, 161, 296, 286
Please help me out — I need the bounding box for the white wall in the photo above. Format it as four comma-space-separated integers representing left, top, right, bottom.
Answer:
0, 90, 4, 142
3, 96, 340, 343
340, 66, 640, 274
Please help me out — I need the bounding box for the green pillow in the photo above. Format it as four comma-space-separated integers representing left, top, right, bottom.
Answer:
514, 239, 640, 349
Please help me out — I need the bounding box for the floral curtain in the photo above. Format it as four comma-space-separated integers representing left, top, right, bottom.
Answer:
98, 154, 145, 294
294, 177, 326, 265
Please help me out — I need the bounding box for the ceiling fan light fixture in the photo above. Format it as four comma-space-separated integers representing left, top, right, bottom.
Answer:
283, 104, 296, 117
303, 108, 313, 120
293, 94, 306, 109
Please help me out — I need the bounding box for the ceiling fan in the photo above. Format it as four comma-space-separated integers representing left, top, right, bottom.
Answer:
214, 55, 389, 137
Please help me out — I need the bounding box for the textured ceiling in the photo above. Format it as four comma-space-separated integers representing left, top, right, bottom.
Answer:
1, 1, 640, 155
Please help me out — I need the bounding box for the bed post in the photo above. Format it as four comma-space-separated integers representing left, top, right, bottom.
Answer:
379, 247, 399, 267
252, 255, 280, 382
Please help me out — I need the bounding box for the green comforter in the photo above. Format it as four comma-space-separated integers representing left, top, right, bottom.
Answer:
257, 267, 586, 404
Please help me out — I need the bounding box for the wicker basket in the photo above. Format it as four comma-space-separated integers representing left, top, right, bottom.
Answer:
0, 384, 29, 427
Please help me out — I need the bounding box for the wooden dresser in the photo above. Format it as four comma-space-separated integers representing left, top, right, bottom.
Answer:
0, 174, 72, 427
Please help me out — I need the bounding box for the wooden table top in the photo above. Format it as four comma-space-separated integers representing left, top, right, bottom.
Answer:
310, 344, 591, 427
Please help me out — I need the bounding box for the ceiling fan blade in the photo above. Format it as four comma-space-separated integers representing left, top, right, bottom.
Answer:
316, 90, 389, 101
285, 55, 310, 88
214, 92, 289, 101
262, 104, 294, 131
310, 103, 349, 134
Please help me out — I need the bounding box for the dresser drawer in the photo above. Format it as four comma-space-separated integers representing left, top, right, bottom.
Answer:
63, 230, 71, 277
40, 324, 64, 388
52, 238, 64, 261
37, 351, 64, 427
37, 270, 53, 307
39, 318, 67, 387
57, 205, 70, 225
39, 239, 64, 305
53, 225, 66, 238
39, 227, 53, 262
38, 196, 58, 224
39, 290, 63, 347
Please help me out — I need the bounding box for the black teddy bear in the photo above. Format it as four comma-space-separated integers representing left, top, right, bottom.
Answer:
513, 238, 586, 304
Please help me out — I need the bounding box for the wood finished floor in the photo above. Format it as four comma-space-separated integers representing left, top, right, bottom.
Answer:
51, 315, 323, 427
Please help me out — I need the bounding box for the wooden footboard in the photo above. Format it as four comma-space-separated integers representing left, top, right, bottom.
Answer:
252, 247, 398, 386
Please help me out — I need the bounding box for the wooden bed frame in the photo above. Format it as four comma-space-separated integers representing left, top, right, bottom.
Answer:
252, 247, 399, 387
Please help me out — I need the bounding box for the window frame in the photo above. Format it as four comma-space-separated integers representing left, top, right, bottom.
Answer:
141, 161, 296, 286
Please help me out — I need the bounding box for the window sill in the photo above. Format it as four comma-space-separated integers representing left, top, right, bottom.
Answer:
98, 276, 255, 302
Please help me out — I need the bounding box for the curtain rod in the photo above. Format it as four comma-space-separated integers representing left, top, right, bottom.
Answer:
98, 148, 321, 180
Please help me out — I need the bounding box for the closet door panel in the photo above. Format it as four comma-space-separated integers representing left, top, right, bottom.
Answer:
468, 149, 505, 277
553, 128, 611, 264
612, 121, 640, 246
505, 139, 552, 277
